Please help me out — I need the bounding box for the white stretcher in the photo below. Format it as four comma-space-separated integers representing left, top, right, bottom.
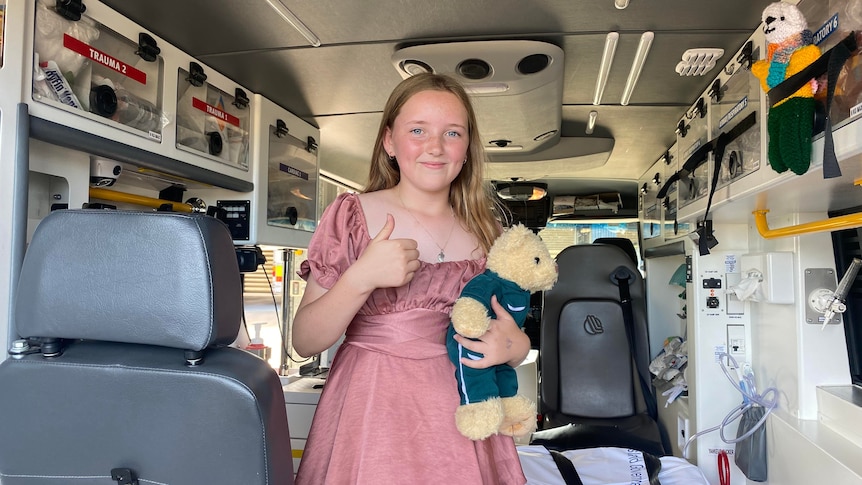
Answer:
517, 445, 710, 485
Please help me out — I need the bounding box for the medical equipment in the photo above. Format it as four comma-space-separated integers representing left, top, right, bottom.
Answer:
682, 352, 778, 464
814, 257, 862, 329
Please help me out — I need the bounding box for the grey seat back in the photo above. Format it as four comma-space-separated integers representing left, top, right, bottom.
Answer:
0, 210, 293, 485
540, 242, 666, 454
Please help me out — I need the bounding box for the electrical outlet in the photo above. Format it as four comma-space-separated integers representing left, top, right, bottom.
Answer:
727, 324, 746, 362
677, 415, 690, 449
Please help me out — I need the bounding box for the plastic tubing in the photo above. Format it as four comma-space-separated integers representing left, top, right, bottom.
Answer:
682, 352, 779, 459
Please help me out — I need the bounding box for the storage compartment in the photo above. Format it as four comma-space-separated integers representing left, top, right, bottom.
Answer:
710, 48, 762, 189
175, 65, 251, 170
677, 103, 710, 208
659, 143, 694, 239
638, 155, 664, 242
265, 126, 318, 233
31, 0, 164, 139
801, 0, 862, 131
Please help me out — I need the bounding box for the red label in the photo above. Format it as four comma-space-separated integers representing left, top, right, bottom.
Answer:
63, 34, 147, 85
192, 97, 241, 127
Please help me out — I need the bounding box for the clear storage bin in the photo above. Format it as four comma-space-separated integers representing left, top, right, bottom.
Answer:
175, 65, 250, 171
710, 47, 762, 189
31, 0, 165, 139
676, 105, 710, 208
265, 126, 318, 233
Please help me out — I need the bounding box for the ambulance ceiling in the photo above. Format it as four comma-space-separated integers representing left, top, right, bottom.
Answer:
100, 0, 774, 195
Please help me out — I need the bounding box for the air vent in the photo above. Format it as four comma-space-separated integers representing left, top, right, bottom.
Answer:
518, 54, 551, 75
675, 48, 724, 76
457, 59, 492, 80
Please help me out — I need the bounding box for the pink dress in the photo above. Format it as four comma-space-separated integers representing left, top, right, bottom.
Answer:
295, 193, 526, 485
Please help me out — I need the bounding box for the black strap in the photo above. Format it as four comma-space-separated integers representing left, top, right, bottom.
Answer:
698, 112, 757, 255
822, 37, 854, 178
549, 449, 584, 485
547, 446, 664, 485
766, 32, 857, 106
767, 32, 857, 179
656, 111, 757, 201
614, 267, 658, 422
655, 111, 757, 255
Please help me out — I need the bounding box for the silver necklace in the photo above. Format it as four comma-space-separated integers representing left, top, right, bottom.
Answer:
397, 190, 456, 262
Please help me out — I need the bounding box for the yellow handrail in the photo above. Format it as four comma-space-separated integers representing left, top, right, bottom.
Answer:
753, 209, 862, 239
89, 187, 193, 213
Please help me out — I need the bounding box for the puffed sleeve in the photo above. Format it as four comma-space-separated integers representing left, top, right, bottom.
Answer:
298, 193, 367, 289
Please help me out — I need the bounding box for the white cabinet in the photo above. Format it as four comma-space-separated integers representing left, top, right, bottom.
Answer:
282, 377, 324, 476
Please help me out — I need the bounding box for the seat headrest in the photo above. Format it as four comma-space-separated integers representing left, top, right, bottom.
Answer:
14, 210, 242, 351
592, 237, 639, 265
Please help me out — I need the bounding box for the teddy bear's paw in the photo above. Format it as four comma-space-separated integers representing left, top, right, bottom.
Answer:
451, 298, 491, 338
498, 395, 537, 438
455, 398, 504, 440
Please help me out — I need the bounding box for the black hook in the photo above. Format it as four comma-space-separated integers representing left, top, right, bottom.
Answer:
676, 120, 689, 138
55, 0, 86, 21
306, 136, 319, 153
187, 62, 207, 87
233, 88, 249, 109
737, 41, 754, 70
709, 79, 724, 103
275, 119, 289, 138
135, 33, 160, 62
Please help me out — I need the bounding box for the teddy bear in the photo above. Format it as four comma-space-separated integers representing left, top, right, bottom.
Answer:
751, 2, 821, 176
445, 223, 558, 440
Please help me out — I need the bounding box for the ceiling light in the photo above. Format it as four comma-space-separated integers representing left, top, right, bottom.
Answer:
675, 48, 724, 76
400, 60, 433, 76
266, 0, 321, 47
614, 0, 630, 8
585, 110, 598, 135
463, 82, 510, 94
593, 32, 619, 106
485, 144, 524, 152
620, 31, 654, 106
497, 185, 547, 201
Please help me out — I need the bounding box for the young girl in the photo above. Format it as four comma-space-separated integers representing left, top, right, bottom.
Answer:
292, 73, 529, 484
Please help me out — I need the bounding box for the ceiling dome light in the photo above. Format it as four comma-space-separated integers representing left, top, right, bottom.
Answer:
615, 0, 630, 9
400, 60, 433, 76
497, 184, 548, 201
457, 58, 492, 80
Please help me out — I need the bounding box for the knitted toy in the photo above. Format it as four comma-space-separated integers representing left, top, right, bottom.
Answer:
751, 2, 821, 175
445, 224, 558, 440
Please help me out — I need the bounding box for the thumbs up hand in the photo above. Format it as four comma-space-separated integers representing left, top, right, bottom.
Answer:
355, 214, 421, 290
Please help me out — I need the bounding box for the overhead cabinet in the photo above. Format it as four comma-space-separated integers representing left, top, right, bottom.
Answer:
175, 64, 251, 172
31, 0, 164, 141
708, 45, 762, 192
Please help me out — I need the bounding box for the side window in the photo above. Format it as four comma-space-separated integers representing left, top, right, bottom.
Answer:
829, 207, 862, 386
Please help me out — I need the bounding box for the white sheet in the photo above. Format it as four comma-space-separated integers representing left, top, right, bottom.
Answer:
517, 445, 710, 485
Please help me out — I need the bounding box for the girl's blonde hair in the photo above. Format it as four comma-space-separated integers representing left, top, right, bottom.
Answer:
365, 73, 502, 254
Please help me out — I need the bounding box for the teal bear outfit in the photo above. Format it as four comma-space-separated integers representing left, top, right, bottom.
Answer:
446, 270, 529, 405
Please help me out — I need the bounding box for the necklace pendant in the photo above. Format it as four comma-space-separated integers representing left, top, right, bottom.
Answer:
437, 251, 445, 263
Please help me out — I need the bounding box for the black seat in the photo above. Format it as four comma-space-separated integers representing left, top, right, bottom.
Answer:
539, 242, 668, 455
0, 210, 293, 485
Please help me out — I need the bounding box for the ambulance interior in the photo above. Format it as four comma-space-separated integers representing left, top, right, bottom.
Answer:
1, 0, 862, 483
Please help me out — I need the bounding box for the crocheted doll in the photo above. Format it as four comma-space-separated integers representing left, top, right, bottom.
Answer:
751, 2, 821, 175
445, 224, 557, 440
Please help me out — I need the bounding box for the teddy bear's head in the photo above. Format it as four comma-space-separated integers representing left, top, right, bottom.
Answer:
486, 224, 557, 293
761, 2, 808, 44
